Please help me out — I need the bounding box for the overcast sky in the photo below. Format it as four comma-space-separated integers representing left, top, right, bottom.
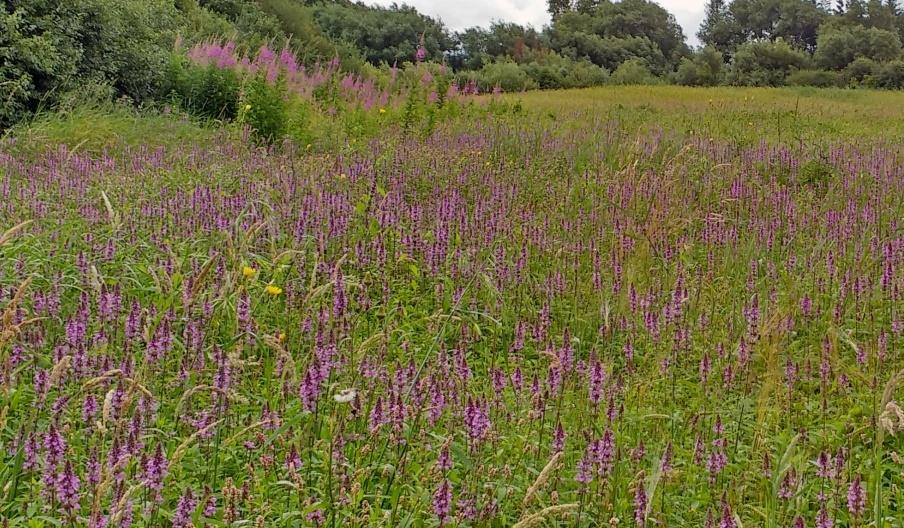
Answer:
370, 0, 705, 46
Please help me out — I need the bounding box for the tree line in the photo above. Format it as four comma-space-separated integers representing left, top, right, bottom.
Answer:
4, 0, 904, 129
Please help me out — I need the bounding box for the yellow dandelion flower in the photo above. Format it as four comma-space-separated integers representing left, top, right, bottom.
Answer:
379, 108, 387, 114
265, 285, 283, 296
242, 266, 257, 278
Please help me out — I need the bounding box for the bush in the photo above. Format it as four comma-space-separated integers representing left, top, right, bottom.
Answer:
874, 60, 904, 89
1, 0, 177, 129
472, 61, 538, 92
786, 69, 841, 88
843, 57, 878, 86
563, 60, 610, 88
167, 58, 241, 121
815, 22, 902, 70
240, 72, 288, 143
674, 48, 724, 87
611, 59, 659, 85
728, 39, 812, 87
520, 53, 609, 89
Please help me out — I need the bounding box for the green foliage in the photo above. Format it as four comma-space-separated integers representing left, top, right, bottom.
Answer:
874, 59, 904, 88
240, 72, 288, 143
698, 0, 739, 55
728, 38, 812, 86
311, 0, 455, 66
166, 57, 241, 121
455, 22, 547, 70
6, 101, 215, 154
611, 58, 659, 85
814, 21, 902, 70
727, 0, 826, 51
518, 52, 610, 89
1, 0, 176, 129
674, 47, 724, 86
844, 57, 879, 84
465, 61, 539, 92
257, 0, 364, 71
786, 69, 842, 87
549, 0, 690, 74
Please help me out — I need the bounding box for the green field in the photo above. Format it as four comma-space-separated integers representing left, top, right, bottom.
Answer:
1, 84, 903, 528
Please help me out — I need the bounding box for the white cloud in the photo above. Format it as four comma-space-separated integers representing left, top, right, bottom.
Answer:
368, 0, 705, 46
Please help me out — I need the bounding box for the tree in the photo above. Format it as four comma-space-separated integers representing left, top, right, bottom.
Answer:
847, 0, 868, 22
698, 0, 740, 55
1, 0, 177, 129
814, 20, 902, 68
674, 46, 723, 85
456, 22, 545, 70
550, 0, 689, 73
728, 0, 828, 51
311, 1, 455, 66
548, 0, 573, 21
728, 38, 812, 85
866, 0, 897, 28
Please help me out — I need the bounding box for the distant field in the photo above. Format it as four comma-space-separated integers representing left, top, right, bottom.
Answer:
507, 85, 904, 144
1, 87, 903, 527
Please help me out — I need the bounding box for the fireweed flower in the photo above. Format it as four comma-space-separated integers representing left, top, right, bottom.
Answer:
552, 421, 566, 453
634, 481, 647, 526
816, 503, 833, 528
575, 450, 593, 485
172, 488, 197, 528
463, 398, 490, 445
847, 475, 865, 517
720, 501, 736, 528
433, 479, 452, 524
56, 461, 80, 512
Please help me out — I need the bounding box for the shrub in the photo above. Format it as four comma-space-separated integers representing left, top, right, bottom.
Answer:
843, 57, 878, 86
674, 47, 725, 87
563, 60, 610, 88
473, 61, 538, 92
728, 39, 812, 87
611, 59, 659, 85
167, 57, 242, 121
518, 52, 609, 89
240, 71, 288, 143
1, 0, 176, 129
815, 22, 902, 70
786, 69, 841, 88
874, 60, 904, 89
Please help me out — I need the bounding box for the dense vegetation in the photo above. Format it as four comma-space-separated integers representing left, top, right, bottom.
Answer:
5, 0, 904, 131
4, 1, 904, 527
2, 82, 904, 527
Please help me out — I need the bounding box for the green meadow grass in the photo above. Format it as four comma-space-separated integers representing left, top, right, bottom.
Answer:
505, 85, 904, 145
1, 86, 902, 527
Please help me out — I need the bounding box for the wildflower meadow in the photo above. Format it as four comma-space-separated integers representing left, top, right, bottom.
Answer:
1, 45, 904, 527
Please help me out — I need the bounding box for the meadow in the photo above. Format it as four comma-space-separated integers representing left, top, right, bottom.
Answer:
1, 83, 903, 528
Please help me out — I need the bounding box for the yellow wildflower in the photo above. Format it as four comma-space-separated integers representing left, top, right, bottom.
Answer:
265, 285, 283, 296
242, 266, 257, 278
379, 108, 387, 114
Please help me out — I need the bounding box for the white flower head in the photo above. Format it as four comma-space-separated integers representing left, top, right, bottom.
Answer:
333, 388, 358, 404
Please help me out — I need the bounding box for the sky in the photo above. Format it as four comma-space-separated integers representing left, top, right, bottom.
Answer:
370, 0, 705, 47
